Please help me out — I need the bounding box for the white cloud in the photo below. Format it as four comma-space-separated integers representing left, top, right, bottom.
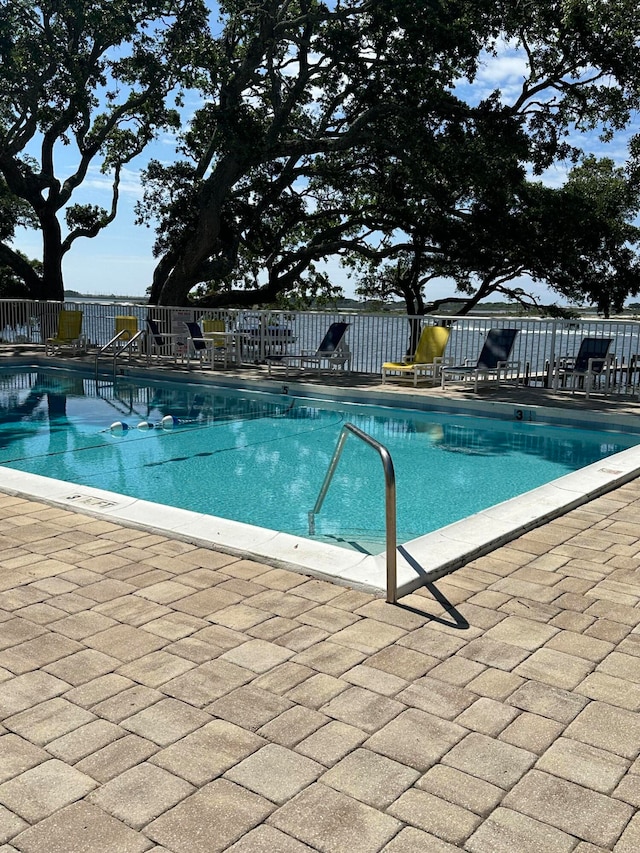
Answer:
476, 51, 528, 88
456, 39, 528, 105
78, 165, 144, 198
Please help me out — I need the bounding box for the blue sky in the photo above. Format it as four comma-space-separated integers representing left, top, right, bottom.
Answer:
10, 28, 638, 306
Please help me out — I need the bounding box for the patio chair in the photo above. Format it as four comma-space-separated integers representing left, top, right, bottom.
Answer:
440, 328, 520, 392
108, 316, 139, 352
618, 353, 640, 395
183, 321, 218, 368
145, 318, 180, 361
202, 319, 230, 368
382, 325, 450, 387
267, 322, 351, 376
552, 337, 614, 399
45, 310, 87, 355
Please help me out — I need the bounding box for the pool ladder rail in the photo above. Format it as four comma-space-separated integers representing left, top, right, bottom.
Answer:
308, 423, 398, 604
94, 328, 146, 380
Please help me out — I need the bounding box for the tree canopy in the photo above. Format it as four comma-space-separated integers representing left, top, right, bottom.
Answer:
3, 0, 640, 311
356, 157, 640, 319
136, 0, 640, 308
0, 0, 207, 300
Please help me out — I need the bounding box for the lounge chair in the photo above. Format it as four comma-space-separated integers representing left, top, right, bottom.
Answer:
440, 328, 520, 392
382, 325, 450, 386
184, 319, 240, 368
552, 337, 614, 399
267, 322, 351, 375
45, 310, 87, 355
108, 316, 139, 352
115, 316, 138, 341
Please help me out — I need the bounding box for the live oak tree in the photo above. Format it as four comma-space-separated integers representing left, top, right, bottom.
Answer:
537, 157, 640, 316
349, 0, 640, 320
356, 158, 640, 322
141, 0, 640, 308
6, 0, 640, 307
0, 0, 208, 301
141, 0, 517, 306
346, 98, 536, 322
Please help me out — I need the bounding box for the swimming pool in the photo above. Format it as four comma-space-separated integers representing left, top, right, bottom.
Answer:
2, 364, 640, 594
1, 365, 638, 543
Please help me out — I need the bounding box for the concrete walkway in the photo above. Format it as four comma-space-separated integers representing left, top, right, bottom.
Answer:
0, 477, 639, 852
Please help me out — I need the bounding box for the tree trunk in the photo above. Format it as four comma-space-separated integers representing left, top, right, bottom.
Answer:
399, 275, 424, 355
154, 250, 205, 306
39, 215, 65, 302
0, 244, 43, 297
148, 252, 180, 305
150, 156, 247, 306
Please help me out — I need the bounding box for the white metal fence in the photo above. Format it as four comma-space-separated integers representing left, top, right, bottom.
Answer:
2, 299, 640, 391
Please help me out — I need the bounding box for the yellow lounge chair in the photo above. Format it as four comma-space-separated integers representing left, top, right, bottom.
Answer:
382, 325, 450, 386
45, 310, 87, 355
115, 315, 138, 341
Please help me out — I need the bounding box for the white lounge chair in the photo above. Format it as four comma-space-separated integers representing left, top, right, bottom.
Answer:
267, 322, 351, 376
441, 328, 520, 392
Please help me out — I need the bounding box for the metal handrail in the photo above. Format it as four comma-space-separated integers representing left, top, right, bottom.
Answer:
94, 329, 146, 380
308, 422, 398, 604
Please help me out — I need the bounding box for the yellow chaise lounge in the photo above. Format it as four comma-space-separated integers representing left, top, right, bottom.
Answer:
45, 310, 87, 355
382, 325, 450, 386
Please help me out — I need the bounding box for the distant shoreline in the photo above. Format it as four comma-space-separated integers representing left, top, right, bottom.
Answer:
66, 294, 148, 304
63, 293, 640, 319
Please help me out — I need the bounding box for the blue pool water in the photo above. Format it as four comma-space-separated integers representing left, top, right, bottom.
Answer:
0, 367, 638, 551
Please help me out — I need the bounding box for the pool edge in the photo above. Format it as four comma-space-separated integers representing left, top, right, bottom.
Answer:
2, 443, 640, 598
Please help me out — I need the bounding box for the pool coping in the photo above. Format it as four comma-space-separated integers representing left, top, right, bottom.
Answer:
2, 357, 640, 598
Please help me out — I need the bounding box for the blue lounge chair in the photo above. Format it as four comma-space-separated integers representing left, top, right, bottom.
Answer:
552, 337, 614, 398
267, 322, 351, 375
441, 328, 520, 391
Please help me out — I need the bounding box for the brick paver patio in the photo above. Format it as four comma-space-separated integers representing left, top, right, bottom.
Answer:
0, 480, 639, 852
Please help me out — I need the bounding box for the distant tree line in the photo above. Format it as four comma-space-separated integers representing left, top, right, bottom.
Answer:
2, 0, 640, 318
